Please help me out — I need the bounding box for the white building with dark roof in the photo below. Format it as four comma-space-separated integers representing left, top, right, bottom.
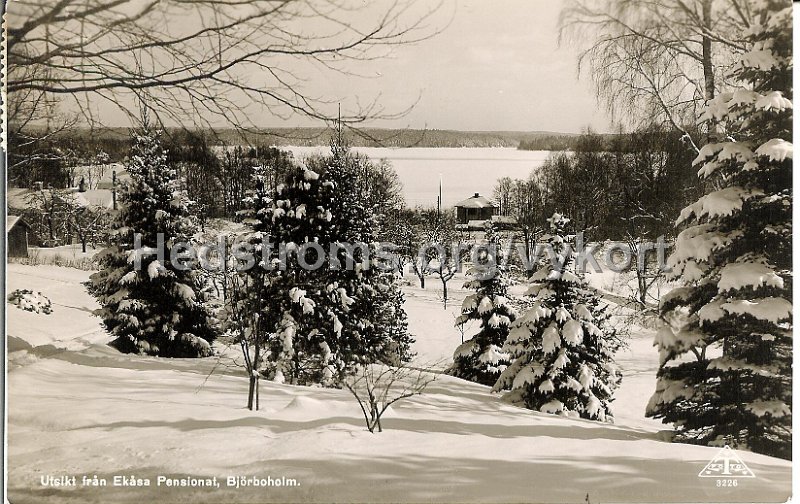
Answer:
454, 193, 497, 225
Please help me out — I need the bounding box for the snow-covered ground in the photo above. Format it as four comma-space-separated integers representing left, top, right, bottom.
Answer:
12, 245, 101, 271
5, 264, 792, 503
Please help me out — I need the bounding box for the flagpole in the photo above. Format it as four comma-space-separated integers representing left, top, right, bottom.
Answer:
438, 174, 442, 219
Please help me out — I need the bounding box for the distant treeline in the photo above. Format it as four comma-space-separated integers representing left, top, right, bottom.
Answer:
211, 127, 577, 148
517, 135, 585, 151
30, 126, 583, 150
9, 125, 618, 189
516, 131, 701, 152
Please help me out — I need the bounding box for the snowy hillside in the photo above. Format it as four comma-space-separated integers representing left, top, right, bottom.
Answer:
6, 264, 792, 503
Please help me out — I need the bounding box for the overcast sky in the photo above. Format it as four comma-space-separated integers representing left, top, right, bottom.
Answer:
76, 0, 614, 134
308, 0, 614, 133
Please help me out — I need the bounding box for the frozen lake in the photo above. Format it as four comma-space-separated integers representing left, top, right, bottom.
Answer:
285, 147, 553, 208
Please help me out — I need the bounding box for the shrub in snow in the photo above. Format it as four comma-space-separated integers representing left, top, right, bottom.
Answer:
245, 136, 414, 385
8, 289, 53, 314
449, 222, 516, 386
221, 240, 269, 410
647, 1, 792, 460
338, 363, 436, 433
494, 214, 622, 421
89, 127, 216, 357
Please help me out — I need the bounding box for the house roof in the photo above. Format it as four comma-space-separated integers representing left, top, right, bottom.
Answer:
454, 193, 497, 209
7, 215, 30, 232
74, 189, 116, 209
93, 164, 129, 189
7, 188, 31, 209
7, 187, 116, 210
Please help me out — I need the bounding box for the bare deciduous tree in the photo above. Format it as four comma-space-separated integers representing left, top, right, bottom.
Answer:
492, 177, 514, 217
421, 210, 460, 308
391, 208, 429, 288
65, 196, 109, 252
350, 155, 406, 218
7, 0, 444, 132
560, 0, 753, 149
25, 188, 72, 245
83, 152, 110, 190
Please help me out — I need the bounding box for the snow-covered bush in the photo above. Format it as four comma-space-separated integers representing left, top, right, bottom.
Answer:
494, 214, 622, 421
449, 222, 516, 386
647, 0, 792, 460
89, 127, 217, 358
8, 289, 53, 314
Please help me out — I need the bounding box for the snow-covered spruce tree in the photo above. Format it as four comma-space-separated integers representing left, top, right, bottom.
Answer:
247, 159, 338, 384
370, 269, 415, 366
646, 0, 792, 459
89, 128, 216, 357
254, 136, 413, 384
323, 137, 414, 367
493, 214, 621, 421
449, 222, 516, 386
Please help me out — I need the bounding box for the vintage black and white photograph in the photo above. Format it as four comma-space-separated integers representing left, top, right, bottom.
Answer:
3, 0, 794, 502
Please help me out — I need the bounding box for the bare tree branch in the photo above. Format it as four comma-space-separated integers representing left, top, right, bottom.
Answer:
7, 0, 448, 139
559, 0, 750, 136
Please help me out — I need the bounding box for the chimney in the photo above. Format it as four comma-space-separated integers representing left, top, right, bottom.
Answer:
474, 192, 480, 198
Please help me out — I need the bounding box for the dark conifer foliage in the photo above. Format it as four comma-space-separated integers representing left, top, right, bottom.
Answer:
494, 214, 622, 421
647, 0, 792, 459
90, 127, 216, 357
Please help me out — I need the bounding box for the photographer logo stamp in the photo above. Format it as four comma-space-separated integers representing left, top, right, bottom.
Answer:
698, 445, 755, 480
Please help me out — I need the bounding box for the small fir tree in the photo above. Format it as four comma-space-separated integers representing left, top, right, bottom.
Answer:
372, 272, 415, 365
449, 222, 516, 386
494, 214, 622, 421
89, 128, 216, 357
